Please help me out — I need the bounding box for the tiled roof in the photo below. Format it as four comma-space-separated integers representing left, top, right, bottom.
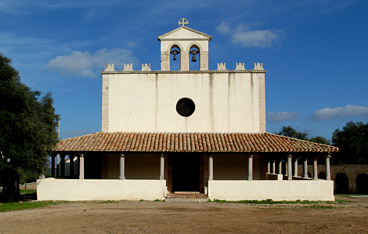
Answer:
55, 132, 338, 153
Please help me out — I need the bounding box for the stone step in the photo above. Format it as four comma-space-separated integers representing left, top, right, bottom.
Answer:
165, 197, 209, 203
165, 192, 208, 202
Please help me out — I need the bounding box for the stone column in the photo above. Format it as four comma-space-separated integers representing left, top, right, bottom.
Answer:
293, 157, 299, 177
278, 159, 283, 175
69, 155, 74, 178
56, 154, 60, 177
209, 154, 214, 181
267, 160, 271, 173
284, 161, 288, 176
119, 154, 125, 180
51, 155, 55, 177
272, 159, 276, 174
325, 154, 332, 181
60, 154, 65, 177
303, 158, 308, 178
287, 154, 292, 181
160, 154, 165, 180
79, 153, 85, 180
248, 155, 253, 181
313, 157, 318, 180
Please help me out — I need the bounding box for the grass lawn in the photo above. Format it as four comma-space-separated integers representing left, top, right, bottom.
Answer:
0, 200, 64, 212
0, 190, 64, 212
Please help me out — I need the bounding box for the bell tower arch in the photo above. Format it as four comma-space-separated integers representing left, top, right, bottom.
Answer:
158, 18, 212, 71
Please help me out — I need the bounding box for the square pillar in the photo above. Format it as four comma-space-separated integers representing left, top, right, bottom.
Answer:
160, 154, 165, 180
248, 155, 253, 181
79, 153, 85, 180
287, 154, 292, 181
209, 154, 214, 181
119, 154, 125, 180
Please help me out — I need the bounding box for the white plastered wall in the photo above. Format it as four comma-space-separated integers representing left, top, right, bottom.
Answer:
208, 180, 335, 201
37, 178, 166, 201
102, 71, 266, 133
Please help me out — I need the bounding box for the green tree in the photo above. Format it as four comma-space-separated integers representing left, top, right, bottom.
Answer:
0, 53, 59, 202
276, 126, 331, 144
332, 121, 368, 164
309, 136, 331, 145
276, 126, 309, 140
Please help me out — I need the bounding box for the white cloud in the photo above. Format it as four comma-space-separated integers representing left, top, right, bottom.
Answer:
126, 41, 139, 49
216, 22, 281, 48
231, 30, 280, 48
312, 105, 368, 121
267, 112, 299, 122
46, 48, 138, 78
216, 22, 232, 34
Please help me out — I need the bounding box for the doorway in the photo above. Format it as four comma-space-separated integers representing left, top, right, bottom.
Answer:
170, 153, 201, 192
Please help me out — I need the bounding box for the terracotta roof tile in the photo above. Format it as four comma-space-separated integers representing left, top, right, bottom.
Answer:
54, 132, 338, 153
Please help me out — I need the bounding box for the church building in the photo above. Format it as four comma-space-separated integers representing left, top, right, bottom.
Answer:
38, 19, 338, 201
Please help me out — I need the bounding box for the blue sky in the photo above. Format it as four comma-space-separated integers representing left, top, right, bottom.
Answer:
1, 0, 367, 140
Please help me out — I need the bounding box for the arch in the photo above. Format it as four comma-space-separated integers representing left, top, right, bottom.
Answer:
318, 172, 326, 179
335, 173, 350, 194
356, 174, 368, 194
186, 42, 204, 53
167, 42, 184, 54
169, 44, 182, 71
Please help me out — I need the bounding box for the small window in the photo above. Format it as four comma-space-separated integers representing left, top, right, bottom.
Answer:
176, 98, 195, 117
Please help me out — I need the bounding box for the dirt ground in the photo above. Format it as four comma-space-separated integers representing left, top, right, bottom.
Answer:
0, 195, 368, 234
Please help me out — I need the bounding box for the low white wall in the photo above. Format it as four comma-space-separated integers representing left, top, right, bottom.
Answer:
208, 180, 334, 201
37, 178, 167, 201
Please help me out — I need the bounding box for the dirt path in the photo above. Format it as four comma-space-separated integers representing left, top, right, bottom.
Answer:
1, 196, 368, 234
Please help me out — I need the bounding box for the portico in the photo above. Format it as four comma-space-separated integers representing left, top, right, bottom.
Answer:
40, 132, 337, 201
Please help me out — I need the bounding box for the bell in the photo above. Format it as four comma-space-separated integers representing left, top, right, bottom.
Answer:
189, 49, 199, 63
170, 49, 180, 61
191, 55, 197, 62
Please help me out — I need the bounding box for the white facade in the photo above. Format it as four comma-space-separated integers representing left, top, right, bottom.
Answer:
102, 71, 266, 133
102, 23, 266, 133
40, 19, 335, 202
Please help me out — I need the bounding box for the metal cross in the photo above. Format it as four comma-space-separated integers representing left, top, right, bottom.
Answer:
178, 18, 189, 27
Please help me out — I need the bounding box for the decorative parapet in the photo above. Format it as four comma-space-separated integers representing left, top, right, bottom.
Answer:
141, 63, 151, 71
104, 64, 115, 71
254, 62, 264, 70
217, 62, 227, 70
235, 63, 245, 70
123, 63, 133, 71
